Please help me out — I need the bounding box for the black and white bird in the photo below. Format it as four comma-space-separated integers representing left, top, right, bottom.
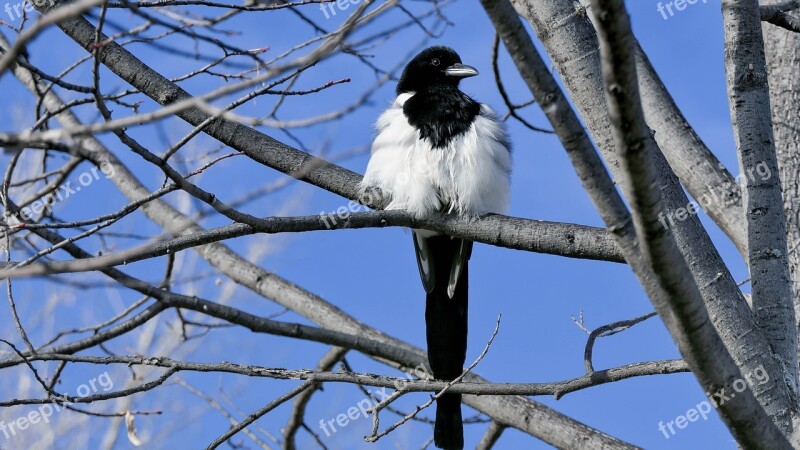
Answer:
360, 46, 511, 449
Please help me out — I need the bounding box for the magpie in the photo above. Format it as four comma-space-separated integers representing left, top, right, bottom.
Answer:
360, 46, 511, 450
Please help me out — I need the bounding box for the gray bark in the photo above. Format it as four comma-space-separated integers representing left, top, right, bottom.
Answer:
761, 1, 800, 32
589, 0, 790, 446
481, 2, 789, 444
722, 0, 798, 429
634, 50, 746, 256
0, 209, 624, 279
762, 0, 800, 405
512, 0, 796, 428
511, 0, 746, 255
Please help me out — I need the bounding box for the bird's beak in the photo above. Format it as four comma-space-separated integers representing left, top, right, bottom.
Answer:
445, 63, 479, 79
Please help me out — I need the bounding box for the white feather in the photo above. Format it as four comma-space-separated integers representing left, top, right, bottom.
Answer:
360, 93, 511, 222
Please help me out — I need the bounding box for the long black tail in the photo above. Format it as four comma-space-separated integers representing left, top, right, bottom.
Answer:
414, 234, 471, 450
434, 392, 463, 450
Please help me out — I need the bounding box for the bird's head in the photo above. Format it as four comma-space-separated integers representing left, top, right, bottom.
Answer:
396, 46, 478, 95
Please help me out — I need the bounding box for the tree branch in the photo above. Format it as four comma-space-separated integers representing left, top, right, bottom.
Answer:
723, 0, 798, 426
761, 1, 800, 32
509, 0, 796, 428
511, 0, 747, 255
14, 354, 689, 398
207, 380, 315, 450
0, 211, 622, 280
591, 0, 791, 447
283, 347, 347, 450
476, 421, 507, 450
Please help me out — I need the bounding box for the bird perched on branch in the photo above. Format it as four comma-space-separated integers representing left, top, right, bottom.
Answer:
360, 46, 511, 449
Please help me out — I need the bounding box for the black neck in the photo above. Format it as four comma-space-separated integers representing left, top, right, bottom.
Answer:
402, 85, 480, 149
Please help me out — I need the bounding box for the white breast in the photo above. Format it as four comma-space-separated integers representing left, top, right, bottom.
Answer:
360, 93, 512, 219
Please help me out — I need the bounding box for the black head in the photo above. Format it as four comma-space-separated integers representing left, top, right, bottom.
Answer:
396, 46, 478, 95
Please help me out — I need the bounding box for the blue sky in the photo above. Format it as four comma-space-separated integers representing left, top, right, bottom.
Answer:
0, 0, 753, 448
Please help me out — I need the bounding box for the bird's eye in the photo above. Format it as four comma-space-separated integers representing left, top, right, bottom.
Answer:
431, 58, 440, 66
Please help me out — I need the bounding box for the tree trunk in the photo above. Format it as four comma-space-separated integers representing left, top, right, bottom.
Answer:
763, 2, 800, 407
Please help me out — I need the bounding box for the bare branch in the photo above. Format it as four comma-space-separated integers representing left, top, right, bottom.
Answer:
365, 317, 501, 444
761, 1, 800, 32
511, 0, 747, 255
0, 0, 107, 74
283, 347, 348, 450
176, 378, 274, 450
207, 380, 315, 449
12, 354, 689, 399
508, 0, 796, 426
583, 312, 657, 373
476, 421, 506, 450
590, 0, 791, 446
723, 0, 798, 425
0, 211, 622, 280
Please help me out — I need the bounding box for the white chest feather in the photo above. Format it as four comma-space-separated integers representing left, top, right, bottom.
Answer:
360, 93, 512, 218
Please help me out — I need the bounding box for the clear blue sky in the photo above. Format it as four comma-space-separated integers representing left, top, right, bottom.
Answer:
0, 0, 750, 448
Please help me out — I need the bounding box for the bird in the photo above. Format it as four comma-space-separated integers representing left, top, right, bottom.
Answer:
359, 46, 511, 449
